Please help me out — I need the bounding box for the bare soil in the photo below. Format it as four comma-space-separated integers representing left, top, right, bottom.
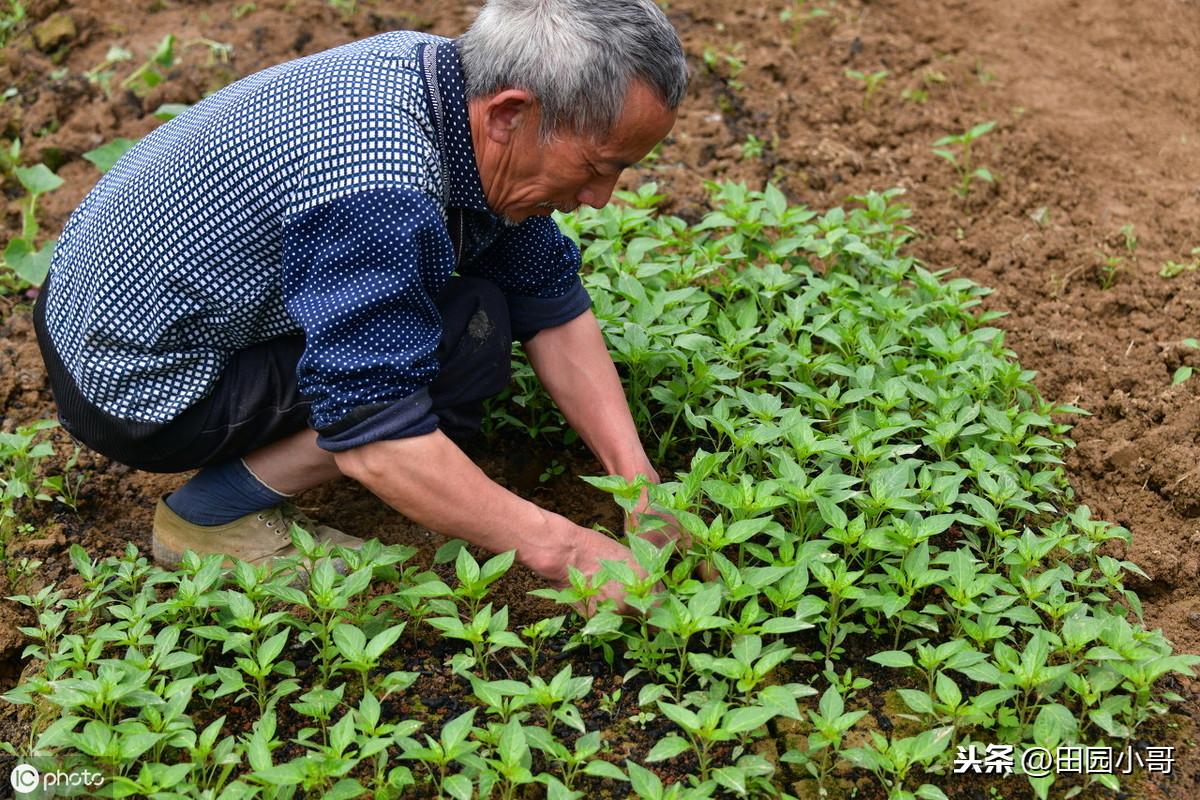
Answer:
1, 0, 1199, 797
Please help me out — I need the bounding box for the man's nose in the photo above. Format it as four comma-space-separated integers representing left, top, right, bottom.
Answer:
578, 174, 620, 209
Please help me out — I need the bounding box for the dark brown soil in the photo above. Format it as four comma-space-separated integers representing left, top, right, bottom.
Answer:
2, 0, 1199, 798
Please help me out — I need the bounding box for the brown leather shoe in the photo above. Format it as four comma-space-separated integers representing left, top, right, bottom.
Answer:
151, 498, 363, 577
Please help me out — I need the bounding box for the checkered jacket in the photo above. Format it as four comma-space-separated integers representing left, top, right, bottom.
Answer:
43, 32, 590, 450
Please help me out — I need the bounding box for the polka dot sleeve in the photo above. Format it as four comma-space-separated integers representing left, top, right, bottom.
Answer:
282, 187, 454, 450
459, 215, 592, 341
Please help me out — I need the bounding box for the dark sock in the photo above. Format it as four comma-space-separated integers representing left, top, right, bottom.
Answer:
165, 458, 291, 526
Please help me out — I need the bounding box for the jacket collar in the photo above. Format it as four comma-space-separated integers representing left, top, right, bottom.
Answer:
434, 39, 492, 214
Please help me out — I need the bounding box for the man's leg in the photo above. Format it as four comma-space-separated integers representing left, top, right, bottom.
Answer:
243, 429, 342, 495
161, 429, 340, 526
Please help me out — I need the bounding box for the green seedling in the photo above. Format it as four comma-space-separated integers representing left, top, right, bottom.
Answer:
701, 44, 745, 90
933, 121, 997, 198
185, 37, 233, 67
779, 0, 830, 39
0, 136, 19, 178
740, 133, 765, 161
1161, 247, 1200, 278
484, 718, 538, 800
470, 676, 531, 725
3, 163, 64, 287
0, 0, 26, 47
598, 687, 622, 717
647, 690, 790, 789
3, 180, 1195, 800
781, 685, 868, 795
846, 68, 889, 109
1095, 252, 1124, 289
528, 729, 625, 792
447, 546, 516, 619
841, 726, 955, 800
519, 614, 564, 672
0, 419, 78, 540
84, 138, 139, 174
84, 44, 133, 98
525, 665, 591, 732
331, 621, 411, 695
688, 635, 794, 702
1172, 338, 1199, 385
1092, 227, 1135, 290
397, 708, 483, 798
328, 0, 359, 17
427, 602, 524, 680
122, 35, 176, 97
647, 582, 731, 696
626, 759, 710, 800
539, 458, 565, 483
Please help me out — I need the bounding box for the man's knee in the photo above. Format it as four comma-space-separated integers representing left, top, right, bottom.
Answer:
438, 276, 512, 353
428, 277, 514, 439
434, 277, 512, 382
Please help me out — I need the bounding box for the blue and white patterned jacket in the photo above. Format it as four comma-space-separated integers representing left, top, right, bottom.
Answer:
43, 32, 591, 451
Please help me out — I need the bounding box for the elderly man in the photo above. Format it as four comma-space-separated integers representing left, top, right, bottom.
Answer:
32, 0, 688, 607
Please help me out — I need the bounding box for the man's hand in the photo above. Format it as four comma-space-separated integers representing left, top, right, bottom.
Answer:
625, 495, 719, 583
333, 431, 657, 617
538, 524, 656, 617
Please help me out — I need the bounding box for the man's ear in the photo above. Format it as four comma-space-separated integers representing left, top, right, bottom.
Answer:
482, 89, 536, 145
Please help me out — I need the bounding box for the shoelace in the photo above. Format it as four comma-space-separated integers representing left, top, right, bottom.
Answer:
254, 504, 317, 543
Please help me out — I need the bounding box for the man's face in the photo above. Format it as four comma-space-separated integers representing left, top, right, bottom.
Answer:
476, 81, 677, 225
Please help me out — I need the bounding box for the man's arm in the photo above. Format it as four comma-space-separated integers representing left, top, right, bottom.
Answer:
333, 430, 644, 607
523, 308, 699, 551
523, 308, 656, 483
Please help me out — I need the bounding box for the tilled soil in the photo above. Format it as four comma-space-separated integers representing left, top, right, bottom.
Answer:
1, 1, 1199, 797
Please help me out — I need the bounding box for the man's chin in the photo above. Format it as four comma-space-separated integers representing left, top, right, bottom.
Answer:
498, 204, 575, 227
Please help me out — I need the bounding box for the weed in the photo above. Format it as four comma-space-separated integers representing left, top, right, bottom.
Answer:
2, 162, 64, 287
933, 121, 997, 199
779, 0, 830, 38
974, 58, 997, 86
845, 68, 889, 109
702, 43, 745, 90
186, 37, 234, 68
121, 34, 176, 97
328, 0, 359, 16
740, 133, 765, 161
84, 44, 133, 98
1172, 339, 1198, 385
1095, 251, 1124, 290
1161, 247, 1200, 279
1090, 224, 1138, 289
0, 0, 25, 47
538, 458, 565, 483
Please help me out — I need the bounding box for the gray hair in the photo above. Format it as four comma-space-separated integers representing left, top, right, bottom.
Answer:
457, 0, 688, 141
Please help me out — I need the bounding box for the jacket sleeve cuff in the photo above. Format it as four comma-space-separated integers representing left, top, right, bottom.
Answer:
508, 278, 592, 342
315, 387, 440, 452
